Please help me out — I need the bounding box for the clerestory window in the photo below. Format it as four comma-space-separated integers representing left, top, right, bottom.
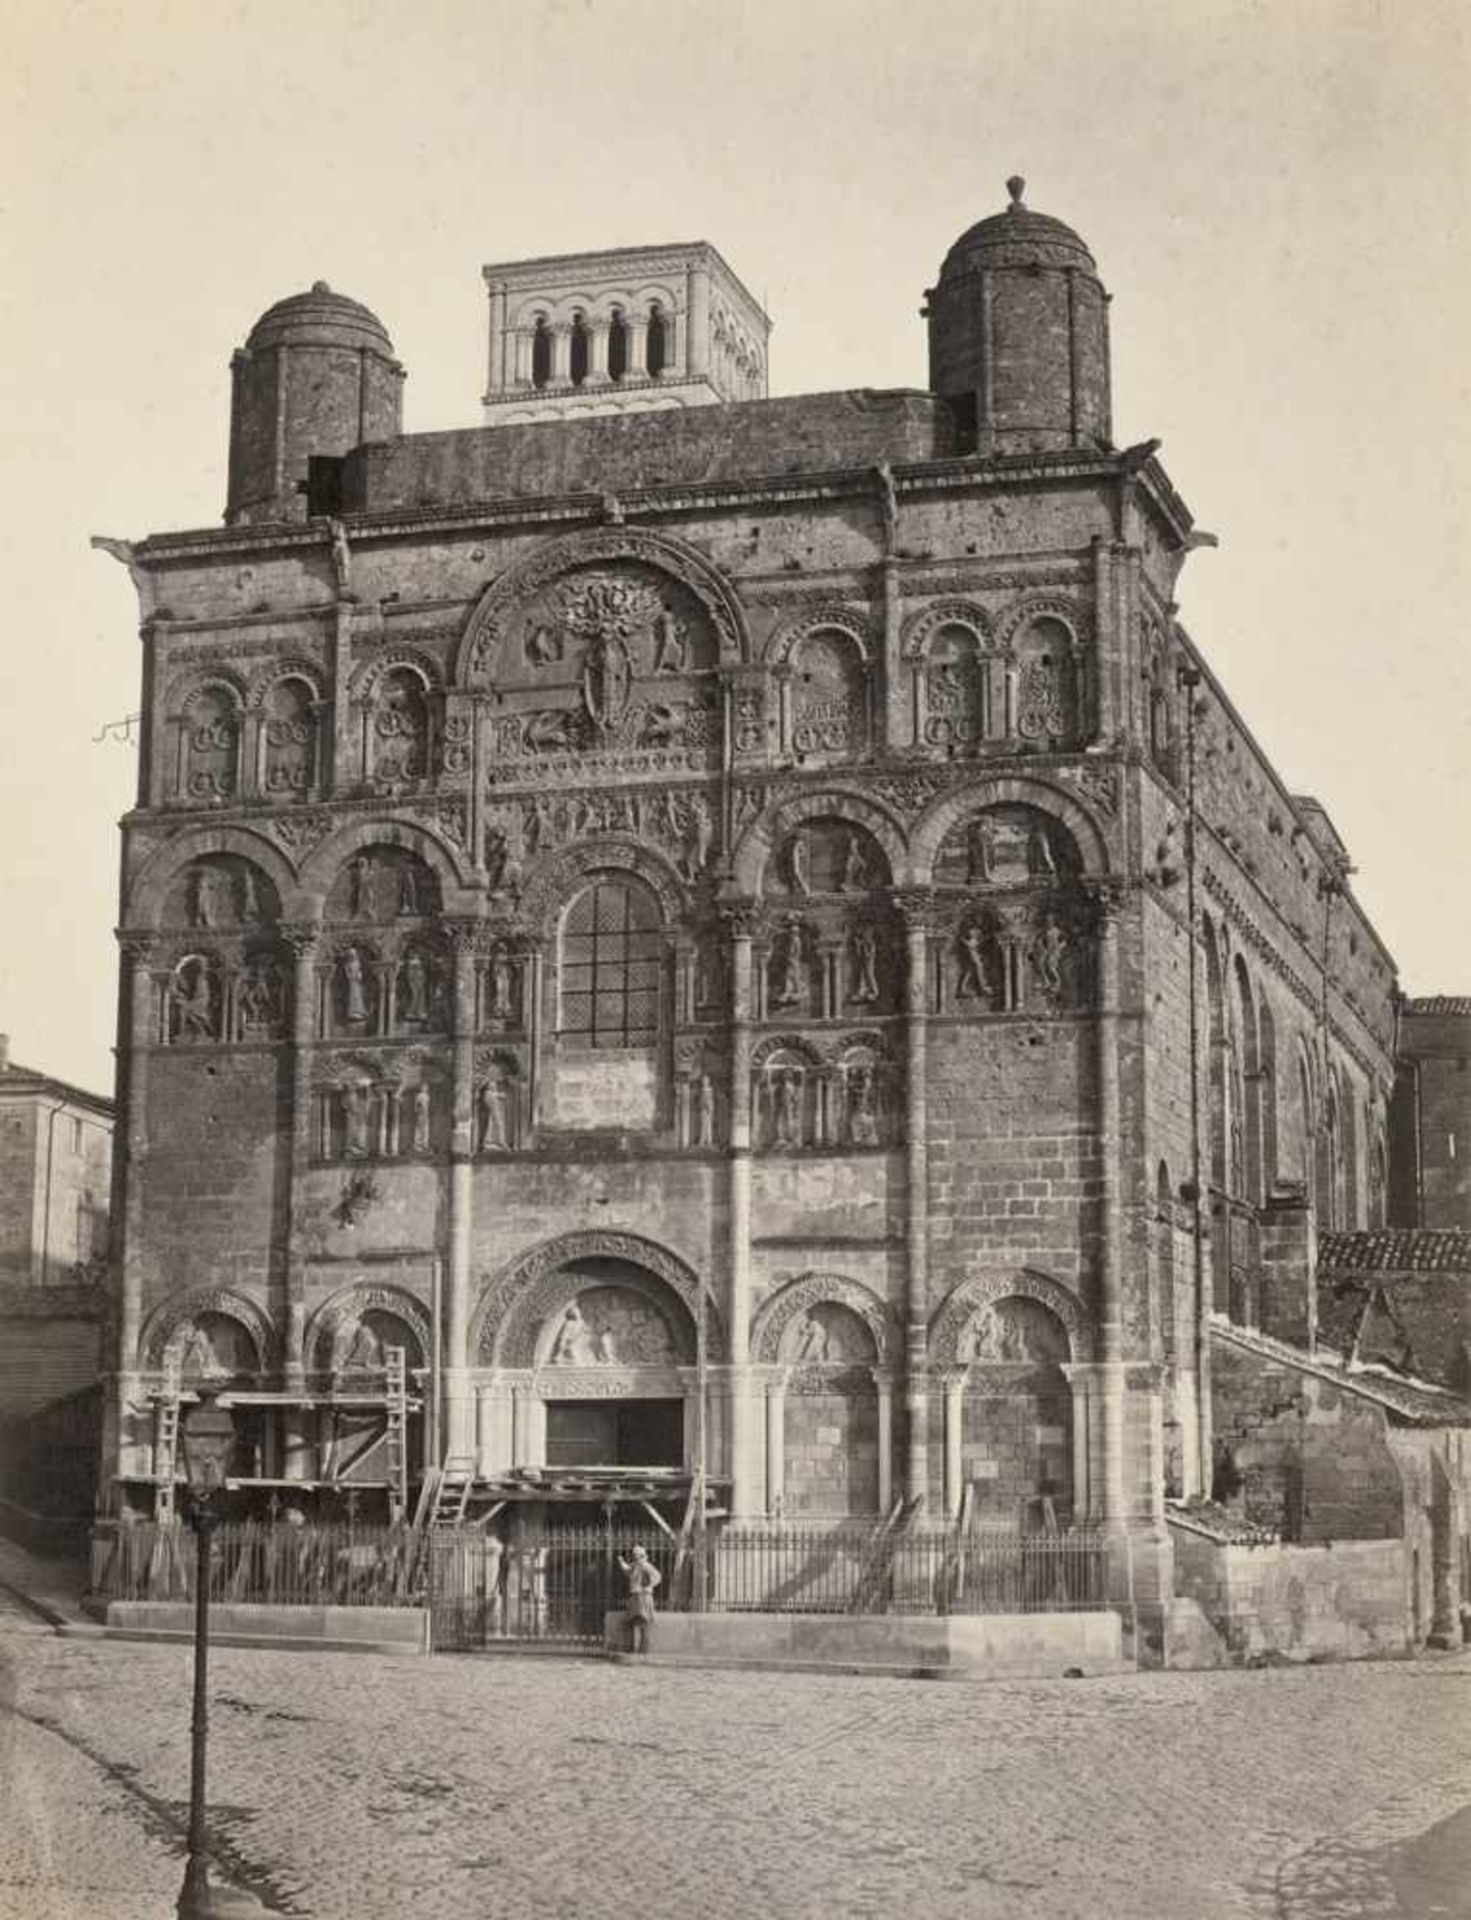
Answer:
560, 880, 661, 1048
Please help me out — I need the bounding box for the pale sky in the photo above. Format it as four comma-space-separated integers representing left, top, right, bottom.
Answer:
2, 0, 1466, 1096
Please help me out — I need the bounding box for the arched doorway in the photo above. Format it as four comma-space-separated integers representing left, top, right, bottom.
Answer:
771, 1302, 881, 1517
952, 1296, 1075, 1525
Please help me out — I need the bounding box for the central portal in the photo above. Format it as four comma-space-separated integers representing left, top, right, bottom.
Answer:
544, 1397, 684, 1469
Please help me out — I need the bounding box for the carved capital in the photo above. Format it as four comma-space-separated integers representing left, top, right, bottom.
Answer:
1087, 877, 1129, 925
278, 922, 320, 958
892, 887, 937, 935
719, 897, 763, 941
443, 917, 487, 958
117, 930, 160, 966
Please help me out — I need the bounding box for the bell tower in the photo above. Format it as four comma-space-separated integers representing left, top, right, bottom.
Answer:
226, 282, 404, 526
925, 178, 1112, 457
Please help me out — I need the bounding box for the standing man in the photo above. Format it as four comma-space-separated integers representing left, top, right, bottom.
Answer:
618, 1545, 661, 1655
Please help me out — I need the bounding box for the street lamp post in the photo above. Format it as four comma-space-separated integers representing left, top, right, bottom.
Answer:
177, 1391, 236, 1920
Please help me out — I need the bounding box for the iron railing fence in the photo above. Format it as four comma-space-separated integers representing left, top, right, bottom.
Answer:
93, 1521, 421, 1609
94, 1519, 1109, 1630
708, 1523, 1108, 1616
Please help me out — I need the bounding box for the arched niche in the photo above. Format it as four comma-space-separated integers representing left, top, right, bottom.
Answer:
364, 663, 433, 790
473, 1232, 723, 1367
142, 1288, 274, 1376
307, 1284, 431, 1377
910, 776, 1109, 885
164, 854, 281, 934
952, 1294, 1077, 1523
537, 1284, 687, 1369
296, 816, 471, 910
248, 665, 323, 802
929, 1268, 1090, 1365
766, 815, 890, 898
458, 527, 750, 689
171, 678, 244, 805
731, 786, 906, 898
903, 607, 995, 754
1008, 611, 1082, 749
324, 844, 440, 925
751, 1272, 894, 1366
786, 627, 871, 762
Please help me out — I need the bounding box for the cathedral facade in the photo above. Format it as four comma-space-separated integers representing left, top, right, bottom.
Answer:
99, 188, 1400, 1630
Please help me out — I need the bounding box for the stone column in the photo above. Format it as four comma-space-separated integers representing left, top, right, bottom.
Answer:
587, 319, 611, 385
1095, 887, 1128, 1528
486, 286, 507, 396
765, 1374, 786, 1516
113, 935, 159, 1478
873, 1369, 894, 1512
444, 926, 480, 1458
725, 904, 759, 1515
551, 324, 572, 385
627, 314, 649, 379
942, 1370, 968, 1521
513, 328, 533, 386
685, 258, 711, 379
328, 603, 354, 793
275, 926, 321, 1480
898, 891, 933, 1507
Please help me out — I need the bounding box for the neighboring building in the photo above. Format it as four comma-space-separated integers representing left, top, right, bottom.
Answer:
0, 1037, 113, 1516
1390, 996, 1471, 1230
95, 180, 1459, 1658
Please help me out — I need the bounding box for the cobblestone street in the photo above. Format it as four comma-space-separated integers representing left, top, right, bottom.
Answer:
2, 1625, 1468, 1920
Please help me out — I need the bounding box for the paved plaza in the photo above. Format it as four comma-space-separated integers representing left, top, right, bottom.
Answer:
1, 1619, 1468, 1920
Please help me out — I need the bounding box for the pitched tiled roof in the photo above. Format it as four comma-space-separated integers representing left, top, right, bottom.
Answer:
1211, 1319, 1471, 1427
1318, 1229, 1471, 1277
1404, 995, 1471, 1016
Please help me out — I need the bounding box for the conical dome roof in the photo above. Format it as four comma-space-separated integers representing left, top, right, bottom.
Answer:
245, 281, 394, 354
938, 177, 1097, 280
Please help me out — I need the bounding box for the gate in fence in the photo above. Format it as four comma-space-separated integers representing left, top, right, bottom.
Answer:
427, 1523, 688, 1651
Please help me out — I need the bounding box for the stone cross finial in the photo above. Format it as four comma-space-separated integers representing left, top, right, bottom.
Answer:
1006, 175, 1026, 211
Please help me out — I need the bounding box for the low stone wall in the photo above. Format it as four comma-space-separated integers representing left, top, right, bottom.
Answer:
604, 1609, 1127, 1678
1170, 1529, 1407, 1662
101, 1601, 430, 1653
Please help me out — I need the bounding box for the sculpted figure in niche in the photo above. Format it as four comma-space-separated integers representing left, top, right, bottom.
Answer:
349, 855, 374, 920
342, 1320, 383, 1371
692, 1072, 716, 1148
771, 919, 807, 1008
398, 863, 424, 917
189, 867, 229, 930
683, 795, 715, 880
849, 925, 880, 1005
695, 940, 724, 1012
795, 1314, 829, 1363
1027, 824, 1059, 879
172, 961, 216, 1042
410, 1083, 431, 1154
487, 950, 515, 1020
966, 817, 998, 886
236, 957, 281, 1037
399, 950, 431, 1025
482, 825, 509, 891
653, 610, 687, 674
342, 1081, 372, 1158
182, 1322, 223, 1376
774, 1071, 803, 1148
237, 865, 262, 924
549, 1304, 599, 1366
1030, 920, 1069, 1005
341, 948, 370, 1025
955, 924, 993, 1002
839, 830, 875, 892
788, 834, 811, 897
526, 624, 562, 666
847, 1065, 879, 1145
479, 1076, 510, 1151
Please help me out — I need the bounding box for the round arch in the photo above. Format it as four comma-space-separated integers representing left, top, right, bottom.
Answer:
751, 1272, 896, 1366
297, 816, 477, 907
244, 657, 327, 711
124, 825, 298, 930
347, 648, 444, 708
900, 600, 994, 662
472, 1230, 724, 1368
303, 1281, 432, 1375
458, 527, 751, 685
139, 1287, 276, 1374
909, 775, 1111, 882
766, 606, 877, 671
730, 787, 908, 896
517, 839, 686, 934
928, 1268, 1091, 1366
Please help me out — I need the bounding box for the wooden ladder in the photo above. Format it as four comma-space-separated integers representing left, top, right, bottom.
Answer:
153, 1365, 182, 1523
846, 1495, 921, 1614
382, 1347, 408, 1523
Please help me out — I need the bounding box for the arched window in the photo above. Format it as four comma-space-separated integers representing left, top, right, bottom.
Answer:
560, 880, 661, 1048
608, 309, 628, 381
531, 317, 552, 389
570, 312, 589, 387
646, 303, 667, 377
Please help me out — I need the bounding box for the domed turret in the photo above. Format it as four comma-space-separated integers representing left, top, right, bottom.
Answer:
225, 282, 404, 526
924, 178, 1111, 457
